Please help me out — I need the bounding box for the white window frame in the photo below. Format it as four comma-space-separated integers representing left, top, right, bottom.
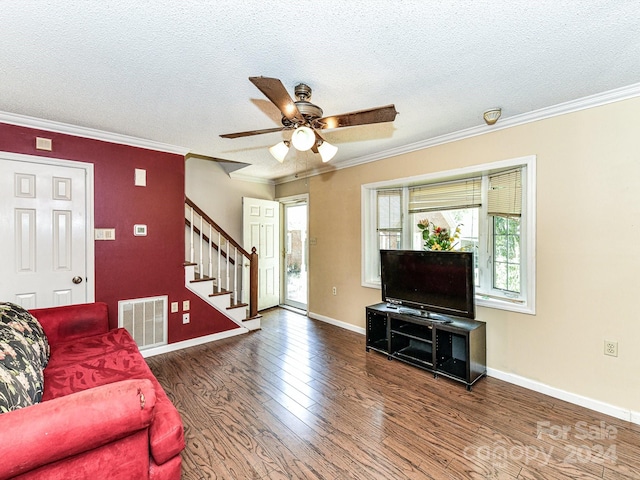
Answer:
361, 155, 536, 315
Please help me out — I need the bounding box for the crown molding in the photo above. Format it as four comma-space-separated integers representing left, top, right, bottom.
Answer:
5, 81, 639, 179
228, 171, 276, 185
274, 82, 640, 185
0, 111, 190, 155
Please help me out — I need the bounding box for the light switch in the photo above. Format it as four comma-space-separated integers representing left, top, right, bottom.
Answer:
183, 300, 190, 311
134, 168, 147, 186
94, 228, 116, 240
171, 302, 179, 313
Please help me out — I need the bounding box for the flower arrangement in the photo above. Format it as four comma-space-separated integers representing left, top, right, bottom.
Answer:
417, 219, 461, 251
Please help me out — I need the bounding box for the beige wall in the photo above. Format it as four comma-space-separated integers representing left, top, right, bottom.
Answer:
276, 97, 640, 414
186, 157, 275, 241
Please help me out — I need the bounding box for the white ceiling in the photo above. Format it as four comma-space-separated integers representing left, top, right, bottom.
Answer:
2, 1, 639, 182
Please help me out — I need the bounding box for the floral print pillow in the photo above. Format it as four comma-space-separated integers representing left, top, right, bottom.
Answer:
0, 361, 38, 413
0, 303, 49, 413
0, 303, 50, 368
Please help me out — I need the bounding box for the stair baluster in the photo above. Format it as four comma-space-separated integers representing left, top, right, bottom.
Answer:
184, 197, 259, 321
208, 223, 213, 279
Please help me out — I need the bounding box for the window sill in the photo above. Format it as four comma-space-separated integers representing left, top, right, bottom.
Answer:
362, 281, 535, 315
362, 279, 382, 290
475, 295, 535, 315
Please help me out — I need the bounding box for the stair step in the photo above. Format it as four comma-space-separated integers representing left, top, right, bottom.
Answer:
191, 275, 215, 283
209, 289, 231, 297
242, 314, 261, 331
227, 302, 248, 310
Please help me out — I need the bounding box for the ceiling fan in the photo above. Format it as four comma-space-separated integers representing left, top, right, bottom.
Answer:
220, 76, 398, 163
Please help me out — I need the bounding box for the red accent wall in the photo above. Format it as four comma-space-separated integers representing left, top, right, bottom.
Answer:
1, 122, 237, 343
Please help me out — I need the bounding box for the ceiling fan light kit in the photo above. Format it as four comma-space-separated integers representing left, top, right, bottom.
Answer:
290, 126, 316, 151
317, 140, 338, 163
221, 76, 398, 165
269, 140, 290, 163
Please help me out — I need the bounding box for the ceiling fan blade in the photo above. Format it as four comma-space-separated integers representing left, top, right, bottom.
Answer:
219, 126, 285, 139
249, 76, 303, 122
319, 104, 398, 129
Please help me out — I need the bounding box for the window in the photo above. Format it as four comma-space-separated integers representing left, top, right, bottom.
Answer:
361, 156, 536, 314
488, 168, 523, 295
377, 189, 402, 250
492, 216, 521, 293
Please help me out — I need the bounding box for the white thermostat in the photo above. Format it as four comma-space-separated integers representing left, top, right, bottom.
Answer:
134, 224, 147, 236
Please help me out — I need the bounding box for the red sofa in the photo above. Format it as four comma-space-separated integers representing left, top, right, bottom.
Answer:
0, 302, 185, 480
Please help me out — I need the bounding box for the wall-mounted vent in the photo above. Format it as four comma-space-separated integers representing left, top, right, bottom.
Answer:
118, 296, 168, 350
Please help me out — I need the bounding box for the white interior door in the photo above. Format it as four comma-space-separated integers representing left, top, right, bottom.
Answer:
243, 197, 280, 311
0, 154, 93, 309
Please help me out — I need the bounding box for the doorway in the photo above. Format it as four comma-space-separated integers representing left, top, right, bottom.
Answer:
0, 152, 94, 308
242, 197, 280, 311
282, 199, 308, 311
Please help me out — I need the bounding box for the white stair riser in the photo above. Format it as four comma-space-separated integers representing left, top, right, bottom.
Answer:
190, 281, 216, 299
242, 317, 261, 331
184, 265, 260, 331
226, 307, 249, 324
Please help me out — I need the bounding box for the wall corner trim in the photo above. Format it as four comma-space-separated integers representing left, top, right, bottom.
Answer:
0, 110, 190, 155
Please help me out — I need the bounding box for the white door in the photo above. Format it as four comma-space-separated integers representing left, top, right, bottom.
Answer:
283, 201, 308, 311
243, 197, 280, 311
0, 155, 92, 309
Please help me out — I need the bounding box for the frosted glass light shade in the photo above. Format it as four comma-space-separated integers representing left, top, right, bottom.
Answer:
291, 126, 315, 151
269, 141, 289, 163
483, 108, 501, 125
317, 141, 338, 162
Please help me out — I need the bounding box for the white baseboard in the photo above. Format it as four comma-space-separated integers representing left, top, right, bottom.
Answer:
140, 326, 248, 358
308, 311, 365, 335
487, 368, 639, 425
309, 311, 640, 426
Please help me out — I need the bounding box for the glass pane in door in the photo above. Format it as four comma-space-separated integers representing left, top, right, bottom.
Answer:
284, 203, 307, 310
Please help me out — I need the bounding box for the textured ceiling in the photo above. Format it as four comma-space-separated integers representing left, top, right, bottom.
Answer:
2, 1, 639, 182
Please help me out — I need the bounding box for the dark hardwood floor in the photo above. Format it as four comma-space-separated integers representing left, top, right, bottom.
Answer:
146, 308, 640, 479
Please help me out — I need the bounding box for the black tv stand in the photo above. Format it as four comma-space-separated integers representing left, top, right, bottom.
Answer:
366, 303, 486, 390
397, 307, 453, 323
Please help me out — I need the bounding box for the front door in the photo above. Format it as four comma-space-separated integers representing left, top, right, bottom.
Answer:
242, 197, 280, 311
0, 154, 93, 308
283, 202, 308, 311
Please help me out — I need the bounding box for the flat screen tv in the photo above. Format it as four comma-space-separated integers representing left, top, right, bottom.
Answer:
380, 250, 475, 319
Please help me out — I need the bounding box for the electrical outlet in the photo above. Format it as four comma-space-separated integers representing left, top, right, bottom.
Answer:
182, 313, 190, 324
332, 287, 337, 296
604, 340, 618, 357
170, 302, 179, 313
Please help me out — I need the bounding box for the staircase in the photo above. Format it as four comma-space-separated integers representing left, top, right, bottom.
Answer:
184, 197, 260, 331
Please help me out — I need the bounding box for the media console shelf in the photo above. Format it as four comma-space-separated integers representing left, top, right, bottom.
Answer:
366, 303, 486, 390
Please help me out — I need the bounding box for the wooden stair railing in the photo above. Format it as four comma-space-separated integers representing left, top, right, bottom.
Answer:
185, 197, 258, 319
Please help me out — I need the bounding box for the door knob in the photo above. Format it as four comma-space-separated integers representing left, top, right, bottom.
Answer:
72, 276, 83, 284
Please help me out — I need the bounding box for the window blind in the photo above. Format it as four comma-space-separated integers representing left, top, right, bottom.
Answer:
377, 189, 402, 229
488, 169, 522, 217
408, 178, 481, 213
